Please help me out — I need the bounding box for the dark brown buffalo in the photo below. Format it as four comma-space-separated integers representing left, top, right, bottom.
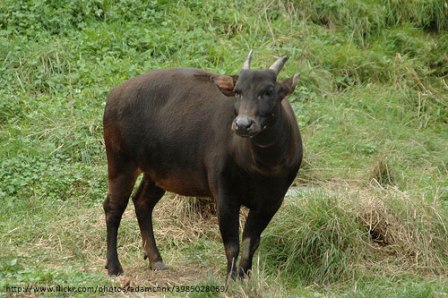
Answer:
103, 51, 302, 279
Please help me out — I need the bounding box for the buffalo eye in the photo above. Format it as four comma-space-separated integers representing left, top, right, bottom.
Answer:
258, 89, 273, 101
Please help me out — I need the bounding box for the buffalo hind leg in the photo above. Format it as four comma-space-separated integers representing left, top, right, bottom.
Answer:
132, 175, 167, 270
238, 200, 283, 278
103, 161, 139, 276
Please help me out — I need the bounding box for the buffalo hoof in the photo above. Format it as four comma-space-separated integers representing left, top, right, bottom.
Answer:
106, 263, 124, 276
238, 269, 250, 279
151, 261, 169, 271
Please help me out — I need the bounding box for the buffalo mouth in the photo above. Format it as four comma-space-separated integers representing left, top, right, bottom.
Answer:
231, 117, 262, 138
234, 130, 258, 138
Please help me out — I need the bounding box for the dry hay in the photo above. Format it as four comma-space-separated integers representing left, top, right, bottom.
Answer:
169, 195, 216, 219
153, 181, 447, 278
20, 180, 446, 287
346, 181, 447, 276
156, 194, 250, 237
294, 180, 447, 277
356, 190, 409, 249
150, 195, 220, 245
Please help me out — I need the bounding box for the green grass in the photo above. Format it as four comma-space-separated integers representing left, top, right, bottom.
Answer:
1, 0, 447, 296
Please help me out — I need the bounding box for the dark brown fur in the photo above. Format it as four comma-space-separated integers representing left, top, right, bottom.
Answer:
103, 59, 302, 279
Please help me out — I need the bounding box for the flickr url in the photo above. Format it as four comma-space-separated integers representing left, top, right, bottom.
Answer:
4, 284, 228, 294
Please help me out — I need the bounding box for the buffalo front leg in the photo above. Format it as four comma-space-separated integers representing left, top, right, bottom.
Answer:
103, 163, 138, 276
132, 175, 167, 270
216, 197, 241, 281
238, 200, 283, 278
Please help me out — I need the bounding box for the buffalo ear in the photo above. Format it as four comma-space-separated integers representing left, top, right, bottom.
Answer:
212, 75, 239, 97
276, 73, 300, 101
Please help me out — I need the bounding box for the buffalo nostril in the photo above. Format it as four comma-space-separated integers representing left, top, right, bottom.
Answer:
235, 117, 254, 130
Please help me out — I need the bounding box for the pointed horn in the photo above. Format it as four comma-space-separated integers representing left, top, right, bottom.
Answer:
242, 50, 253, 70
269, 56, 289, 75
292, 73, 300, 88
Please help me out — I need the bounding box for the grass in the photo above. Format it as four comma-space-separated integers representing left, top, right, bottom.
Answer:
1, 0, 447, 296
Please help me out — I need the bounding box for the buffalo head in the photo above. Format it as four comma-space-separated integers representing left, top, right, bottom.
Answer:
214, 51, 300, 137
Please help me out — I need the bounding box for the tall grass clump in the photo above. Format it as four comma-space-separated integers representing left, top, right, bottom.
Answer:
261, 191, 365, 284
261, 186, 448, 286
356, 187, 448, 276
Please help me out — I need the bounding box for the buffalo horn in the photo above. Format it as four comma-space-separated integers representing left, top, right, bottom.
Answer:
242, 50, 253, 70
269, 56, 288, 75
